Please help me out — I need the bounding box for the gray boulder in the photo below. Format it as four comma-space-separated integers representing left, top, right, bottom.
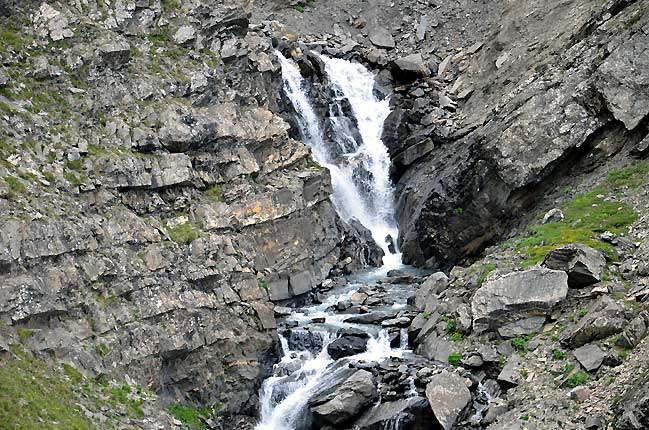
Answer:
425, 371, 471, 430
543, 244, 606, 287
310, 370, 377, 426
327, 335, 368, 360
98, 37, 131, 67
498, 355, 524, 386
368, 28, 395, 49
353, 397, 433, 429
564, 296, 627, 348
411, 271, 449, 311
471, 268, 568, 333
616, 311, 649, 350
392, 54, 430, 82
573, 343, 606, 372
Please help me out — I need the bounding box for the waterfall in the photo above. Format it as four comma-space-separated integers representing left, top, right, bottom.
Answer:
276, 52, 402, 269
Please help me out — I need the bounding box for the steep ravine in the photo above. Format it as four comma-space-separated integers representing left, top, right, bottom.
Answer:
1, 0, 649, 430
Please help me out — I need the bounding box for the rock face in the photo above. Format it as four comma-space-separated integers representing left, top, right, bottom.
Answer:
564, 296, 628, 348
471, 269, 569, 333
391, 0, 649, 269
0, 1, 381, 424
310, 369, 378, 426
327, 333, 369, 359
425, 371, 471, 430
543, 244, 606, 287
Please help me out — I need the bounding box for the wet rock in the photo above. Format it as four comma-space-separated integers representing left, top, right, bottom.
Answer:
346, 311, 398, 325
310, 370, 378, 426
327, 335, 368, 360
565, 296, 627, 348
573, 343, 606, 372
543, 244, 606, 287
471, 268, 568, 333
425, 371, 471, 430
368, 28, 395, 49
353, 396, 433, 429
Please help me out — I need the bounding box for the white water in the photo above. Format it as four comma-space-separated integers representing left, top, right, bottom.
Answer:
255, 272, 411, 430
276, 52, 402, 270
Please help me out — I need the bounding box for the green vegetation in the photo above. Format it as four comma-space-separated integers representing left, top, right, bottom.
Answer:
627, 7, 645, 27
259, 278, 269, 290
442, 316, 464, 342
293, 0, 316, 12
0, 351, 94, 430
167, 404, 215, 430
108, 385, 144, 418
167, 222, 200, 244
509, 162, 647, 267
4, 176, 27, 199
578, 307, 588, 318
447, 352, 462, 366
454, 207, 464, 215
552, 349, 566, 360
566, 370, 589, 388
511, 334, 535, 352
204, 185, 223, 202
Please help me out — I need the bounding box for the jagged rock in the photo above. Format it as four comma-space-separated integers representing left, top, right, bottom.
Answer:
543, 244, 606, 287
174, 25, 196, 45
411, 272, 449, 311
98, 37, 131, 67
497, 316, 546, 339
369, 28, 395, 49
327, 335, 368, 359
616, 311, 649, 350
33, 3, 73, 41
471, 268, 568, 333
310, 370, 377, 426
565, 296, 627, 348
596, 31, 649, 130
615, 372, 649, 430
416, 333, 454, 364
425, 371, 471, 430
498, 355, 524, 386
392, 53, 430, 82
573, 343, 606, 372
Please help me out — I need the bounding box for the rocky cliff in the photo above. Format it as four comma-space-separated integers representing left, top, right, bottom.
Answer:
0, 1, 379, 428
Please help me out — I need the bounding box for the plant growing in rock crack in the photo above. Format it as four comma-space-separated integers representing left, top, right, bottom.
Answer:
552, 349, 565, 360
511, 334, 535, 353
442, 316, 464, 342
259, 278, 269, 290
448, 352, 462, 366
167, 403, 216, 430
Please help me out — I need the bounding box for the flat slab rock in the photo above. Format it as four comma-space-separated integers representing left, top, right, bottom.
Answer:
471, 268, 568, 333
425, 371, 471, 430
573, 343, 606, 372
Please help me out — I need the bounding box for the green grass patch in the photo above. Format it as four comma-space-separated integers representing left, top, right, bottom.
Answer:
442, 316, 465, 342
204, 185, 223, 202
259, 278, 268, 290
511, 334, 535, 352
552, 349, 566, 360
606, 161, 649, 189
0, 352, 94, 430
167, 222, 200, 244
476, 263, 497, 287
447, 352, 462, 366
566, 370, 589, 388
167, 404, 214, 430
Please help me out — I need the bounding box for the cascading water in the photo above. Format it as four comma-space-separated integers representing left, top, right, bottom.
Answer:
275, 52, 402, 269
255, 53, 413, 430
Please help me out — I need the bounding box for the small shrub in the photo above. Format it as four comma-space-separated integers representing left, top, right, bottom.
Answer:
552, 349, 565, 360
578, 307, 588, 318
511, 334, 535, 352
566, 371, 589, 388
259, 278, 268, 290
447, 352, 462, 366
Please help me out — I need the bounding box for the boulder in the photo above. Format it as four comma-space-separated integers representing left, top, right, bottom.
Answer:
267, 275, 290, 302
471, 268, 568, 333
416, 333, 454, 364
368, 28, 395, 49
98, 37, 131, 67
345, 311, 398, 325
327, 335, 368, 360
353, 397, 433, 429
543, 244, 606, 287
411, 271, 449, 311
392, 53, 430, 82
497, 316, 546, 339
425, 371, 471, 430
565, 296, 627, 348
616, 311, 649, 350
542, 208, 565, 224
498, 355, 524, 386
573, 343, 606, 372
310, 370, 377, 426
